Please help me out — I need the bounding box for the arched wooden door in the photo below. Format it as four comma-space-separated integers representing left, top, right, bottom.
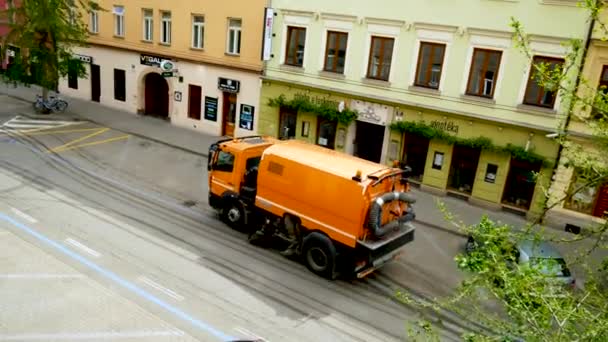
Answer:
144, 73, 169, 118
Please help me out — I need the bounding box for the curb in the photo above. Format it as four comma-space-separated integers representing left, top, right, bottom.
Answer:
1, 88, 209, 158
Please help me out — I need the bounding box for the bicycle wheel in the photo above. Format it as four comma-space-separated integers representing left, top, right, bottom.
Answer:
54, 100, 68, 113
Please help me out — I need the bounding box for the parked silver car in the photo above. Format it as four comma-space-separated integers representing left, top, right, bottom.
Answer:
465, 237, 576, 289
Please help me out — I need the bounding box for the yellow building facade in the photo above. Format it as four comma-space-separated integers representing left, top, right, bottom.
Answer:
546, 18, 608, 232
59, 0, 267, 137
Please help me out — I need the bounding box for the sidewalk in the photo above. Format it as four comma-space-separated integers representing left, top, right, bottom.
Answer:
0, 82, 541, 238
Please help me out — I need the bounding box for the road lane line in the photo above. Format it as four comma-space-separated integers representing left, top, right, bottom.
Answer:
0, 273, 84, 279
10, 207, 38, 223
235, 327, 268, 342
47, 127, 109, 153
0, 330, 185, 340
139, 276, 185, 301
0, 212, 236, 341
65, 238, 101, 258
52, 134, 130, 153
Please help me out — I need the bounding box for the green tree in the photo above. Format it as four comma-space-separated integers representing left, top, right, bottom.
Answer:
402, 1, 608, 340
0, 0, 101, 102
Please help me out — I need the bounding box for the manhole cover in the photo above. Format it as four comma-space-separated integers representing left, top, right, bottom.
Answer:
183, 200, 197, 207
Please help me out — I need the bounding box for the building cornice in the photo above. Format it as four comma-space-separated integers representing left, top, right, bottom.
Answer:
262, 75, 557, 133
466, 27, 513, 39
279, 9, 314, 17
529, 34, 571, 45
320, 12, 357, 22
364, 17, 406, 27
87, 40, 263, 74
413, 22, 459, 33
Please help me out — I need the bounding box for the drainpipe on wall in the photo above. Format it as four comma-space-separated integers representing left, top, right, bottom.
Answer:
550, 17, 595, 180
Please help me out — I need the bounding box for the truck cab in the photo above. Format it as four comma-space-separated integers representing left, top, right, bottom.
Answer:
207, 136, 278, 227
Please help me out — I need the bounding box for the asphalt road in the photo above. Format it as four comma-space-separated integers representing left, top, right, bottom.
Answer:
0, 95, 470, 341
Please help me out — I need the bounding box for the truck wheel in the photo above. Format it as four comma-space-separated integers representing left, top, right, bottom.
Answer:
221, 200, 245, 230
303, 232, 337, 280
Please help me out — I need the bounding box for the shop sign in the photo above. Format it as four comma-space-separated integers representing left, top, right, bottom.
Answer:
429, 120, 459, 134
239, 104, 255, 130
218, 77, 240, 93
140, 53, 166, 67
261, 8, 274, 61
294, 93, 339, 109
160, 60, 175, 72
161, 71, 173, 77
75, 54, 93, 64
204, 96, 218, 121
350, 100, 390, 126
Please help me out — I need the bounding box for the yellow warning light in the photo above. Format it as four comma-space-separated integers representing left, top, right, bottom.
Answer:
356, 170, 362, 178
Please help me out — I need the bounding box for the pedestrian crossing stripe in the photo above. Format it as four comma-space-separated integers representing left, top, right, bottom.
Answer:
0, 115, 79, 132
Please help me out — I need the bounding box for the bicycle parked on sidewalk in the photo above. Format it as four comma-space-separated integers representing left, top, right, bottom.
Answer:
33, 94, 68, 114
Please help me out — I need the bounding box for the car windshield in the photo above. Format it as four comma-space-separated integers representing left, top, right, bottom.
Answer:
529, 257, 571, 277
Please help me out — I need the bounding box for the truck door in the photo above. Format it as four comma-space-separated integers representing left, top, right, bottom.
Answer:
210, 149, 238, 195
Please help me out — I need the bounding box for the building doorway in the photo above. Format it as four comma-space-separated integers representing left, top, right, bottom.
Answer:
221, 92, 237, 136
448, 145, 481, 195
354, 121, 385, 163
401, 133, 430, 182
144, 73, 169, 119
90, 64, 100, 103
278, 107, 297, 139
316, 118, 337, 149
502, 158, 541, 210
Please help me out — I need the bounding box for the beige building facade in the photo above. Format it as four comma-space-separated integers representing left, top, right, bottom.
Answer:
59, 0, 268, 137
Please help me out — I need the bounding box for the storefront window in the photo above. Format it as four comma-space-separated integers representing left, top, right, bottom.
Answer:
564, 170, 606, 216
316, 119, 337, 149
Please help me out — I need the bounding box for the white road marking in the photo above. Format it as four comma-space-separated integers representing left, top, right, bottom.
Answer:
0, 273, 84, 279
0, 330, 185, 340
10, 207, 38, 223
1, 115, 78, 131
65, 237, 101, 258
235, 327, 268, 342
139, 276, 184, 301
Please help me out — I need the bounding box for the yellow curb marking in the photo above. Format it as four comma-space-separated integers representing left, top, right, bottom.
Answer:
51, 135, 130, 153
47, 127, 109, 153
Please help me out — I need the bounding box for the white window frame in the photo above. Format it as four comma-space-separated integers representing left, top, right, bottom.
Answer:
142, 9, 153, 42
113, 6, 125, 37
317, 18, 353, 73
408, 29, 454, 92
192, 15, 205, 49
226, 18, 242, 55
89, 10, 99, 34
460, 34, 510, 100
161, 11, 172, 44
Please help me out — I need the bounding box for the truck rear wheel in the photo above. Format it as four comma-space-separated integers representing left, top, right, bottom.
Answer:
303, 232, 337, 280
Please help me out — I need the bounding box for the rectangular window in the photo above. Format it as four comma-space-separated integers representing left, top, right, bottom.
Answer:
324, 31, 347, 73
227, 18, 241, 55
466, 48, 502, 98
593, 65, 608, 119
113, 68, 126, 102
142, 9, 153, 41
523, 56, 564, 108
415, 42, 446, 89
188, 84, 202, 120
192, 15, 205, 49
113, 6, 124, 37
285, 26, 306, 67
89, 11, 99, 34
67, 64, 78, 90
366, 36, 394, 81
564, 169, 608, 218
316, 118, 337, 149
161, 11, 172, 44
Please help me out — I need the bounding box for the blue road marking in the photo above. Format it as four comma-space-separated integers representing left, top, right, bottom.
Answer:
0, 212, 236, 341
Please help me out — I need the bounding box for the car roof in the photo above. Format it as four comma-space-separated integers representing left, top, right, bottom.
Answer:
517, 240, 563, 259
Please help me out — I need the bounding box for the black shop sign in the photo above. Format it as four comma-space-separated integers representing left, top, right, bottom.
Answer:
218, 77, 240, 93
204, 96, 218, 122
